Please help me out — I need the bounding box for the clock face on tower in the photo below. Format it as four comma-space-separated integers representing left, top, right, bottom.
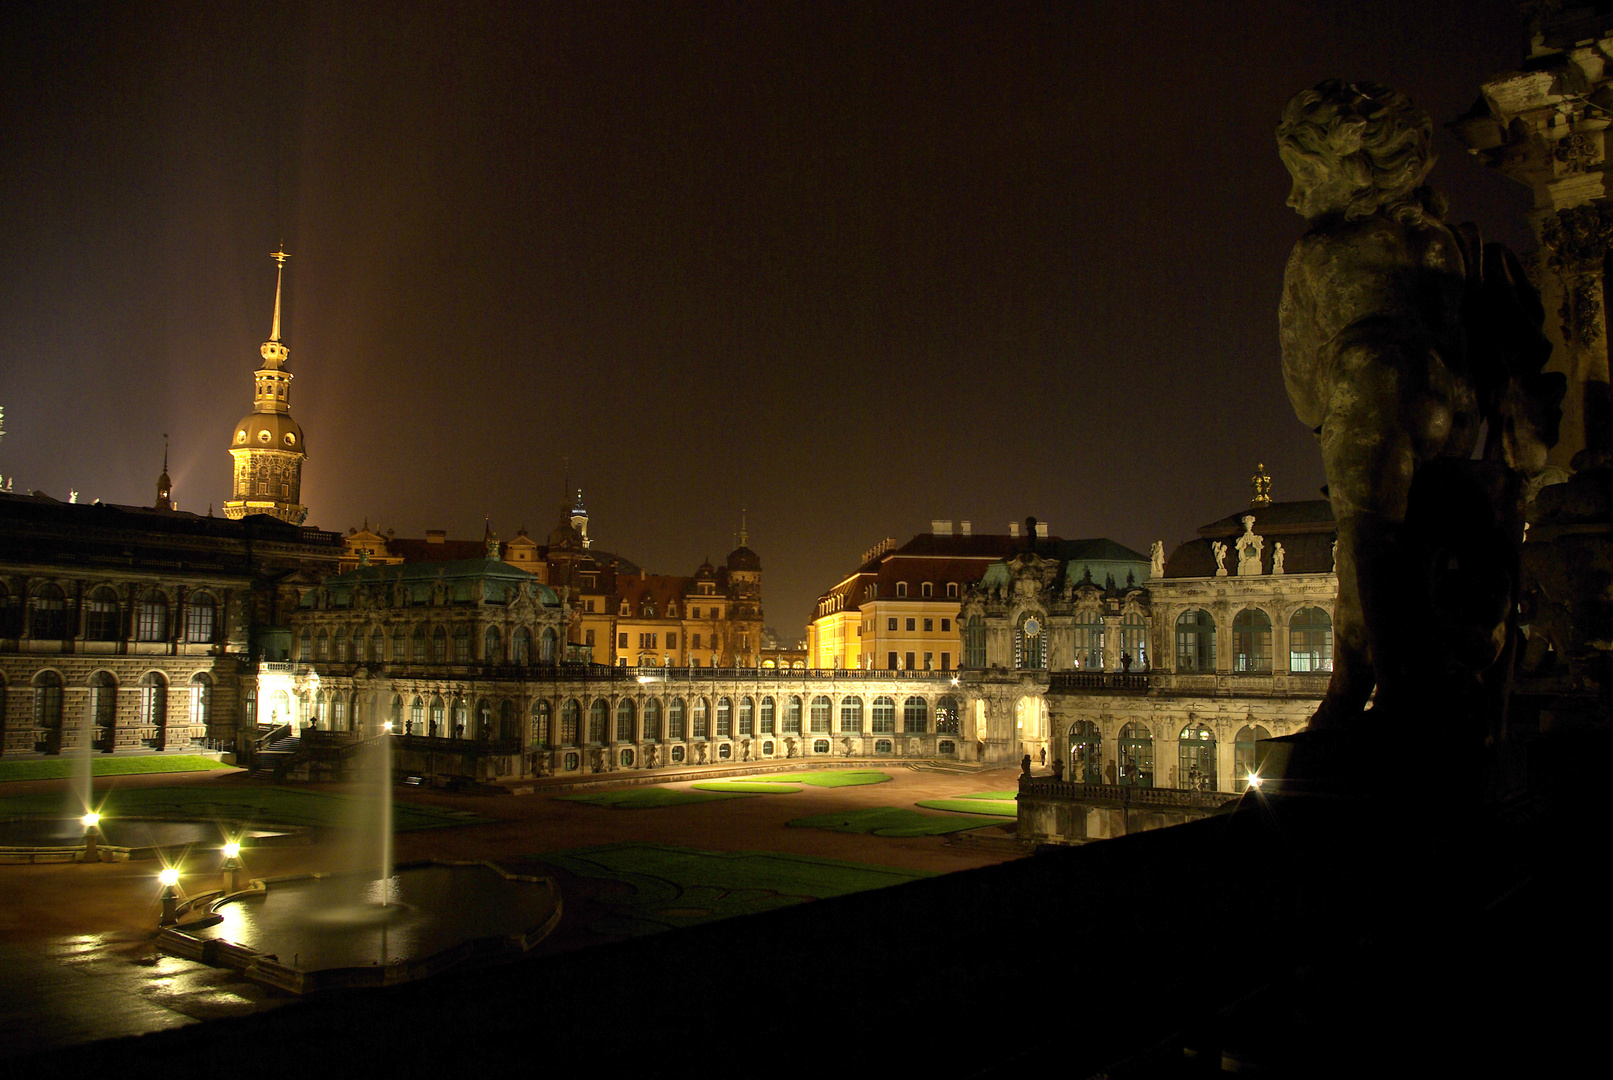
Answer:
1023, 616, 1042, 637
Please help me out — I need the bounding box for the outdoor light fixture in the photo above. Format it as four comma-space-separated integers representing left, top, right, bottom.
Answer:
384, 720, 394, 732
158, 866, 181, 925
222, 841, 241, 860
159, 867, 180, 888
81, 812, 100, 828
1247, 773, 1263, 790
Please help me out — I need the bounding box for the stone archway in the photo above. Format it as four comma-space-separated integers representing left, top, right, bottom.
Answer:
1014, 695, 1049, 765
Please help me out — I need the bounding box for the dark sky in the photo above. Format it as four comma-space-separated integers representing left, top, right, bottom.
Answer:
0, 0, 1534, 637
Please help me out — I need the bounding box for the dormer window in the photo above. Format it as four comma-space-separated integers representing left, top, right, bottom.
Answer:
896, 582, 907, 597
921, 582, 933, 598
947, 582, 959, 598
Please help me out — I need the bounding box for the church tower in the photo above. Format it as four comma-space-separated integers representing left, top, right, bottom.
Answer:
223, 249, 308, 525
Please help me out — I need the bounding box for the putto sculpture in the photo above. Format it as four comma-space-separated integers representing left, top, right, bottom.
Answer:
1277, 80, 1561, 737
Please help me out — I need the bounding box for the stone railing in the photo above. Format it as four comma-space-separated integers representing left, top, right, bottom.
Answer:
1047, 672, 1151, 692
1019, 778, 1238, 810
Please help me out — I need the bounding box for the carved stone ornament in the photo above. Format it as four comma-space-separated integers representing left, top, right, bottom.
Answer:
1236, 515, 1265, 575
1150, 541, 1165, 578
1212, 542, 1228, 576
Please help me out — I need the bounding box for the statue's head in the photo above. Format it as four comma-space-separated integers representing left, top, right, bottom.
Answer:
1277, 80, 1438, 223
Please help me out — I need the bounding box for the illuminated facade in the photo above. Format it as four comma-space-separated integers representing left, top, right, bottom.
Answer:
223, 250, 308, 526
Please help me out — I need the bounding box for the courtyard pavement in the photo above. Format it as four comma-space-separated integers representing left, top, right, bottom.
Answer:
0, 759, 1032, 1060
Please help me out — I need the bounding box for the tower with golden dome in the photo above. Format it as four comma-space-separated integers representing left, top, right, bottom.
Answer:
223, 249, 308, 525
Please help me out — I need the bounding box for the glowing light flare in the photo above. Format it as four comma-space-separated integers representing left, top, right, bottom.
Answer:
383, 721, 394, 732
222, 841, 241, 860
1247, 773, 1263, 790
81, 812, 100, 828
158, 867, 180, 888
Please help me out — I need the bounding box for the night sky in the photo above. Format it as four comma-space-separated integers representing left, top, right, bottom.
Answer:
0, 1, 1534, 636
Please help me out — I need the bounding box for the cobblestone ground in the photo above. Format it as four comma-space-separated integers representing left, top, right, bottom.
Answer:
0, 761, 1032, 1059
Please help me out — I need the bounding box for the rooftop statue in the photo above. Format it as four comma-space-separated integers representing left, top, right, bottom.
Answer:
1277, 81, 1561, 736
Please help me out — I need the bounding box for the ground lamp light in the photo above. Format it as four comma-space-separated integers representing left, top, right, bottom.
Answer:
221, 840, 243, 894
158, 867, 181, 926
81, 811, 101, 862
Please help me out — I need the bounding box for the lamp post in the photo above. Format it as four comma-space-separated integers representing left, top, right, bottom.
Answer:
81, 812, 101, 863
158, 867, 180, 925
221, 841, 243, 894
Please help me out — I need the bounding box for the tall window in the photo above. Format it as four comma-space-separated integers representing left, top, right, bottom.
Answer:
561, 699, 580, 745
315, 629, 330, 660
963, 617, 986, 669
411, 696, 424, 732
1068, 719, 1102, 783
1118, 721, 1153, 787
453, 624, 471, 662
430, 696, 446, 735
541, 627, 557, 664
371, 627, 384, 661
1289, 608, 1333, 672
642, 698, 662, 741
391, 695, 403, 729
935, 696, 960, 735
692, 698, 709, 739
190, 674, 212, 732
185, 593, 217, 643
33, 671, 63, 731
513, 627, 531, 664
1015, 613, 1046, 670
86, 587, 121, 641
334, 629, 348, 662
533, 700, 552, 747
1232, 609, 1273, 673
716, 697, 732, 737
738, 697, 754, 736
31, 584, 68, 639
840, 696, 863, 734
616, 699, 636, 742
870, 696, 895, 733
809, 695, 831, 733
588, 699, 609, 743
1119, 612, 1147, 669
89, 671, 117, 733
1234, 724, 1274, 789
903, 696, 927, 733
140, 672, 168, 732
759, 697, 775, 735
1074, 611, 1104, 670
431, 626, 448, 663
784, 695, 802, 734
484, 625, 502, 663
1178, 723, 1217, 790
669, 698, 686, 740
1175, 610, 1216, 672
135, 591, 168, 642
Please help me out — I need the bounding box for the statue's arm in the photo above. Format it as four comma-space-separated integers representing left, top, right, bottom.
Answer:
1279, 240, 1327, 432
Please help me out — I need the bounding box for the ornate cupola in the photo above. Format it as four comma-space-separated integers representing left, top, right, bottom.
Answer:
223, 248, 308, 525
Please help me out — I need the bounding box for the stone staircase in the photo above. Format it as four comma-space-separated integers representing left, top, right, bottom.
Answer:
249, 734, 302, 780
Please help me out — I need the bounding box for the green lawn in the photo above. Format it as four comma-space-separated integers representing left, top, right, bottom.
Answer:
0, 785, 485, 831
0, 755, 237, 783
914, 797, 1018, 817
787, 807, 1002, 837
690, 781, 804, 793
557, 787, 758, 809
529, 841, 931, 937
697, 769, 892, 791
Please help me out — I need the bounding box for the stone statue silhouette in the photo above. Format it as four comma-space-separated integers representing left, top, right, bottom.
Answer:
1278, 81, 1561, 735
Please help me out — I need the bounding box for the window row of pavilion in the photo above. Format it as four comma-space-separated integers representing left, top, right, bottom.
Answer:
0, 582, 224, 644
296, 622, 562, 666
5, 668, 214, 746
1063, 718, 1277, 792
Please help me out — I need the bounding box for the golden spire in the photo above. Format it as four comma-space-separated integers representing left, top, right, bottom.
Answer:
269, 247, 289, 342
1251, 463, 1272, 507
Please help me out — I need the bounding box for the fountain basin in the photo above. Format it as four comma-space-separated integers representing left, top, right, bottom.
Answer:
0, 817, 305, 862
163, 860, 561, 993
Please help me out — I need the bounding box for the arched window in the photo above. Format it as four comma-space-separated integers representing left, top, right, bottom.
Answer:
31, 584, 68, 639
474, 698, 493, 739
963, 616, 986, 669
616, 699, 636, 742
759, 696, 775, 735
643, 698, 662, 741
896, 581, 908, 597
371, 627, 384, 662
1118, 721, 1153, 787
334, 628, 349, 662
738, 697, 754, 736
395, 627, 409, 662
33, 670, 63, 732
588, 699, 609, 744
390, 694, 403, 729
1067, 720, 1101, 783
499, 699, 517, 740
1175, 610, 1216, 672
921, 581, 933, 598
936, 695, 960, 735
692, 698, 709, 739
85, 587, 121, 641
140, 672, 168, 735
185, 593, 217, 644
840, 696, 863, 733
1289, 608, 1333, 672
1074, 611, 1104, 670
478, 625, 498, 663
89, 671, 117, 735
135, 590, 168, 642
452, 697, 468, 736
1015, 613, 1047, 670
409, 695, 424, 733
1119, 612, 1147, 669
512, 627, 531, 665
1178, 722, 1217, 791
1232, 609, 1273, 673
540, 627, 557, 664
453, 624, 471, 662
315, 628, 330, 661
533, 700, 552, 747
1235, 724, 1274, 790
298, 628, 312, 660
809, 695, 832, 733
332, 694, 348, 731
716, 697, 732, 737
669, 697, 686, 740
784, 695, 802, 734
190, 673, 212, 733
870, 696, 895, 733
903, 696, 927, 733
431, 626, 448, 663
560, 699, 580, 746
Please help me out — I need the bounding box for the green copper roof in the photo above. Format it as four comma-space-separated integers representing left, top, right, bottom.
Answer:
305, 557, 561, 607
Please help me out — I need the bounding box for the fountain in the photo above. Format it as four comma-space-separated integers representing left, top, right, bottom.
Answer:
163, 722, 561, 993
